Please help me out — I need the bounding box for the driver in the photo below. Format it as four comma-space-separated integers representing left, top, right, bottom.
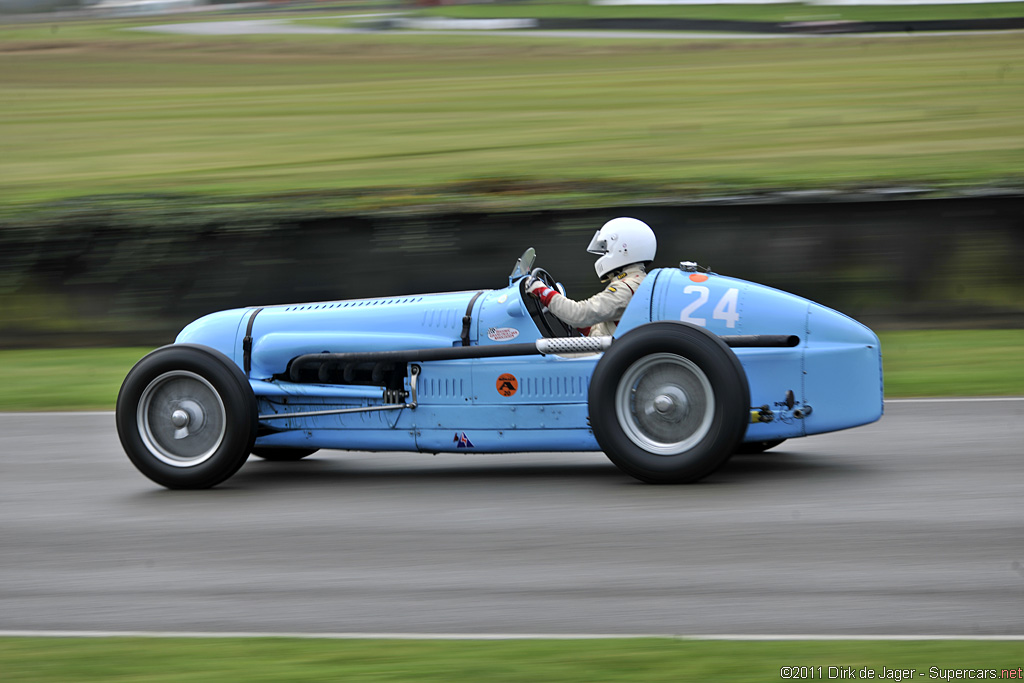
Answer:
527, 217, 656, 337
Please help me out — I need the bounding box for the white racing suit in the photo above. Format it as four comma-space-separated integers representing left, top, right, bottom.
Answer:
543, 264, 646, 337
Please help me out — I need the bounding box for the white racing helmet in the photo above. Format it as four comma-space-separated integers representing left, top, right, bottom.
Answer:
587, 217, 657, 279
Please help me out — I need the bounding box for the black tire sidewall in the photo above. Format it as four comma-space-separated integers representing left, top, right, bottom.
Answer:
589, 322, 750, 483
116, 344, 257, 489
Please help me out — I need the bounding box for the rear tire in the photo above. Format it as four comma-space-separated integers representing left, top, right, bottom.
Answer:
116, 344, 257, 489
589, 322, 749, 484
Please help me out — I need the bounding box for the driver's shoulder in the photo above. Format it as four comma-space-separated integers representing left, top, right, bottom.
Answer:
608, 266, 645, 293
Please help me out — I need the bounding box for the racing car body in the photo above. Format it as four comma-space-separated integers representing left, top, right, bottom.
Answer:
117, 250, 883, 489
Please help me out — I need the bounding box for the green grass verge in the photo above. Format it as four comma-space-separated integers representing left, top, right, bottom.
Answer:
1, 330, 1020, 411
877, 330, 1024, 398
0, 637, 1022, 682
416, 0, 1024, 22
0, 19, 1021, 214
0, 347, 149, 412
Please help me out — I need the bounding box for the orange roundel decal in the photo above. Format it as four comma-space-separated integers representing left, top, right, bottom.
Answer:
689, 273, 709, 283
496, 373, 518, 397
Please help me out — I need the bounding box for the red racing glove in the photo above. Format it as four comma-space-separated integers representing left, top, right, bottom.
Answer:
527, 280, 558, 306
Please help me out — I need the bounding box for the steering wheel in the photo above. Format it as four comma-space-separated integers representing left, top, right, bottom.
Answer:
526, 267, 558, 292
521, 267, 578, 339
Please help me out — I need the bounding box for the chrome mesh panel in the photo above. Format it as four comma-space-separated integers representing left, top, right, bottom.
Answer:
536, 336, 612, 355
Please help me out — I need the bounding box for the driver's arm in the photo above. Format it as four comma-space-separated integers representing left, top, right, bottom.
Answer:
530, 278, 637, 328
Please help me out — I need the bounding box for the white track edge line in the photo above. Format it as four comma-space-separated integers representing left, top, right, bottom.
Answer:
885, 397, 1024, 403
0, 411, 116, 417
1, 631, 1023, 641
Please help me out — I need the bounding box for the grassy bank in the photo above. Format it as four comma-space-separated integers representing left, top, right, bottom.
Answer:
1, 20, 1021, 214
879, 330, 1024, 398
1, 636, 1022, 682
0, 347, 148, 412
1, 330, 1020, 411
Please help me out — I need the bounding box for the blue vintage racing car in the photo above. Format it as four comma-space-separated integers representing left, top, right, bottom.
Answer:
116, 248, 883, 489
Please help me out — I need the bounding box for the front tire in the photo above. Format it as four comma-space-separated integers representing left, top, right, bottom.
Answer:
589, 322, 749, 484
116, 344, 257, 489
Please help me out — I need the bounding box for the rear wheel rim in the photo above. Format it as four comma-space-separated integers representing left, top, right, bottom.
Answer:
615, 353, 715, 455
137, 370, 227, 468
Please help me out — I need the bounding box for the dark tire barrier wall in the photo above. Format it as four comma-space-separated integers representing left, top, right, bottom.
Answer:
531, 17, 1024, 35
2, 194, 1022, 347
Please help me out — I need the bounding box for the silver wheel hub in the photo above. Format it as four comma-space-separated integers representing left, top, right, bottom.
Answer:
650, 389, 688, 419
170, 400, 206, 439
615, 353, 715, 456
137, 371, 226, 468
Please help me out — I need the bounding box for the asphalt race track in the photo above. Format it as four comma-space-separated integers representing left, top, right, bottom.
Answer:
2, 400, 1022, 637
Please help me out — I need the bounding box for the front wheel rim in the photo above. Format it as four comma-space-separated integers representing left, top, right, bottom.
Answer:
615, 353, 715, 455
137, 370, 227, 468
